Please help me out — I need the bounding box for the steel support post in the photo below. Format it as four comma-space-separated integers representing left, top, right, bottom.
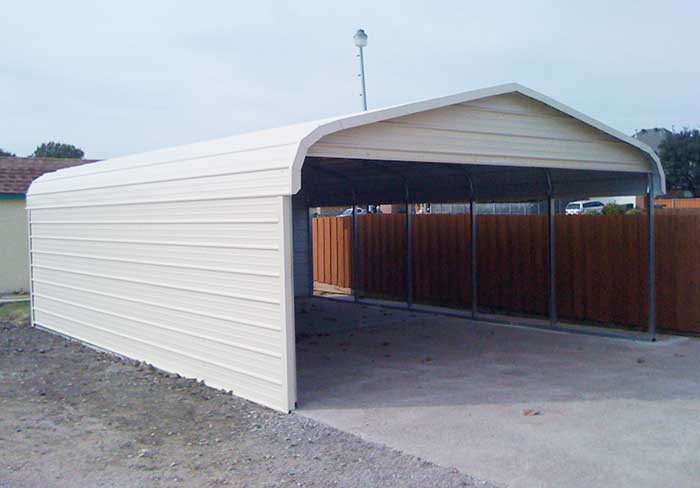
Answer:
307, 207, 314, 296
470, 198, 478, 319
547, 195, 557, 325
352, 198, 360, 303
647, 174, 656, 341
406, 195, 413, 308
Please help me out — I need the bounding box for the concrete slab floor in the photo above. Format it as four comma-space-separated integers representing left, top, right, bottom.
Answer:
295, 298, 700, 488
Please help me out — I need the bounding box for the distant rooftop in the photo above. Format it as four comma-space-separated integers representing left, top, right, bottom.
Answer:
634, 128, 671, 154
0, 157, 96, 195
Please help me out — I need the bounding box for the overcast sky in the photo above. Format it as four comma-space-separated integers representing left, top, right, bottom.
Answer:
2, 0, 698, 160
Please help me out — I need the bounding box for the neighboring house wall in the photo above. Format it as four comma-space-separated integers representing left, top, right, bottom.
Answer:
596, 196, 637, 207
0, 197, 29, 293
0, 157, 95, 295
312, 206, 346, 217
432, 202, 546, 215
432, 201, 569, 215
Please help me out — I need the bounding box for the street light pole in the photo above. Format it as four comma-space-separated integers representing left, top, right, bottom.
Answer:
354, 29, 368, 111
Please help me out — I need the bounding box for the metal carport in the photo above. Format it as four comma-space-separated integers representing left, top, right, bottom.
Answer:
27, 83, 664, 412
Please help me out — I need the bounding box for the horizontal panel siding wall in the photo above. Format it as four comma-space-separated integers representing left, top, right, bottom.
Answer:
28, 182, 293, 411
28, 169, 291, 209
313, 214, 700, 335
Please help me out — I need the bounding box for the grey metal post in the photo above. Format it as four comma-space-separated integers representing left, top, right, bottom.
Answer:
406, 194, 413, 308
465, 173, 478, 319
546, 170, 557, 326
307, 207, 314, 297
352, 197, 360, 302
359, 46, 367, 111
470, 198, 478, 319
647, 174, 656, 341
547, 195, 557, 325
304, 187, 315, 298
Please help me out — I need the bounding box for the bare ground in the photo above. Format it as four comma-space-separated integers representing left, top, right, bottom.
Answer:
0, 304, 495, 488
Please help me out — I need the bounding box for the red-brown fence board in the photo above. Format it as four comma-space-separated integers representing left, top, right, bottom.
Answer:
655, 214, 700, 332
356, 214, 407, 300
412, 214, 472, 306
312, 213, 700, 334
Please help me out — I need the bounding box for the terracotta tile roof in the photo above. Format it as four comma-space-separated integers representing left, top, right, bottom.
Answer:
0, 157, 97, 195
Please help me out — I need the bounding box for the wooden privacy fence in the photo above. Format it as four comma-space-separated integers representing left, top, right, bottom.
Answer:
312, 213, 700, 334
656, 198, 700, 209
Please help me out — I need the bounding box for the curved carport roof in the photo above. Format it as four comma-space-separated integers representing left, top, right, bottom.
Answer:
297, 83, 665, 206
29, 83, 664, 203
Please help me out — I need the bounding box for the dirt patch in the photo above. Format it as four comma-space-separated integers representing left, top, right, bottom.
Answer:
0, 305, 495, 488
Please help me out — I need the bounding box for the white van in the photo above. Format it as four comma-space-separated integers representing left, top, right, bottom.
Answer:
565, 200, 605, 215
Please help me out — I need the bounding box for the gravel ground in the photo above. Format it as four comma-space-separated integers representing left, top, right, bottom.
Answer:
0, 304, 496, 488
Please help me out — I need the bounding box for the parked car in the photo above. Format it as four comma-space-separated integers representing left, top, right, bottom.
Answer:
565, 200, 605, 215
338, 207, 368, 217
337, 206, 384, 217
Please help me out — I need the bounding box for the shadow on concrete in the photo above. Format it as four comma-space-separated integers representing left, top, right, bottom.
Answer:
295, 297, 700, 410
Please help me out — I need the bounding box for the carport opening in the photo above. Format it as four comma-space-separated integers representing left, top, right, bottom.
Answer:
290, 155, 657, 402
290, 155, 657, 407
296, 158, 653, 311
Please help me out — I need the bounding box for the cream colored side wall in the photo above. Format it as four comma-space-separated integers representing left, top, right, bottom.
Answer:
28, 189, 295, 412
0, 199, 30, 294
308, 93, 650, 174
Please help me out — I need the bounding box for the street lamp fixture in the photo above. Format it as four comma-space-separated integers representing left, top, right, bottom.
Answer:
353, 29, 368, 47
